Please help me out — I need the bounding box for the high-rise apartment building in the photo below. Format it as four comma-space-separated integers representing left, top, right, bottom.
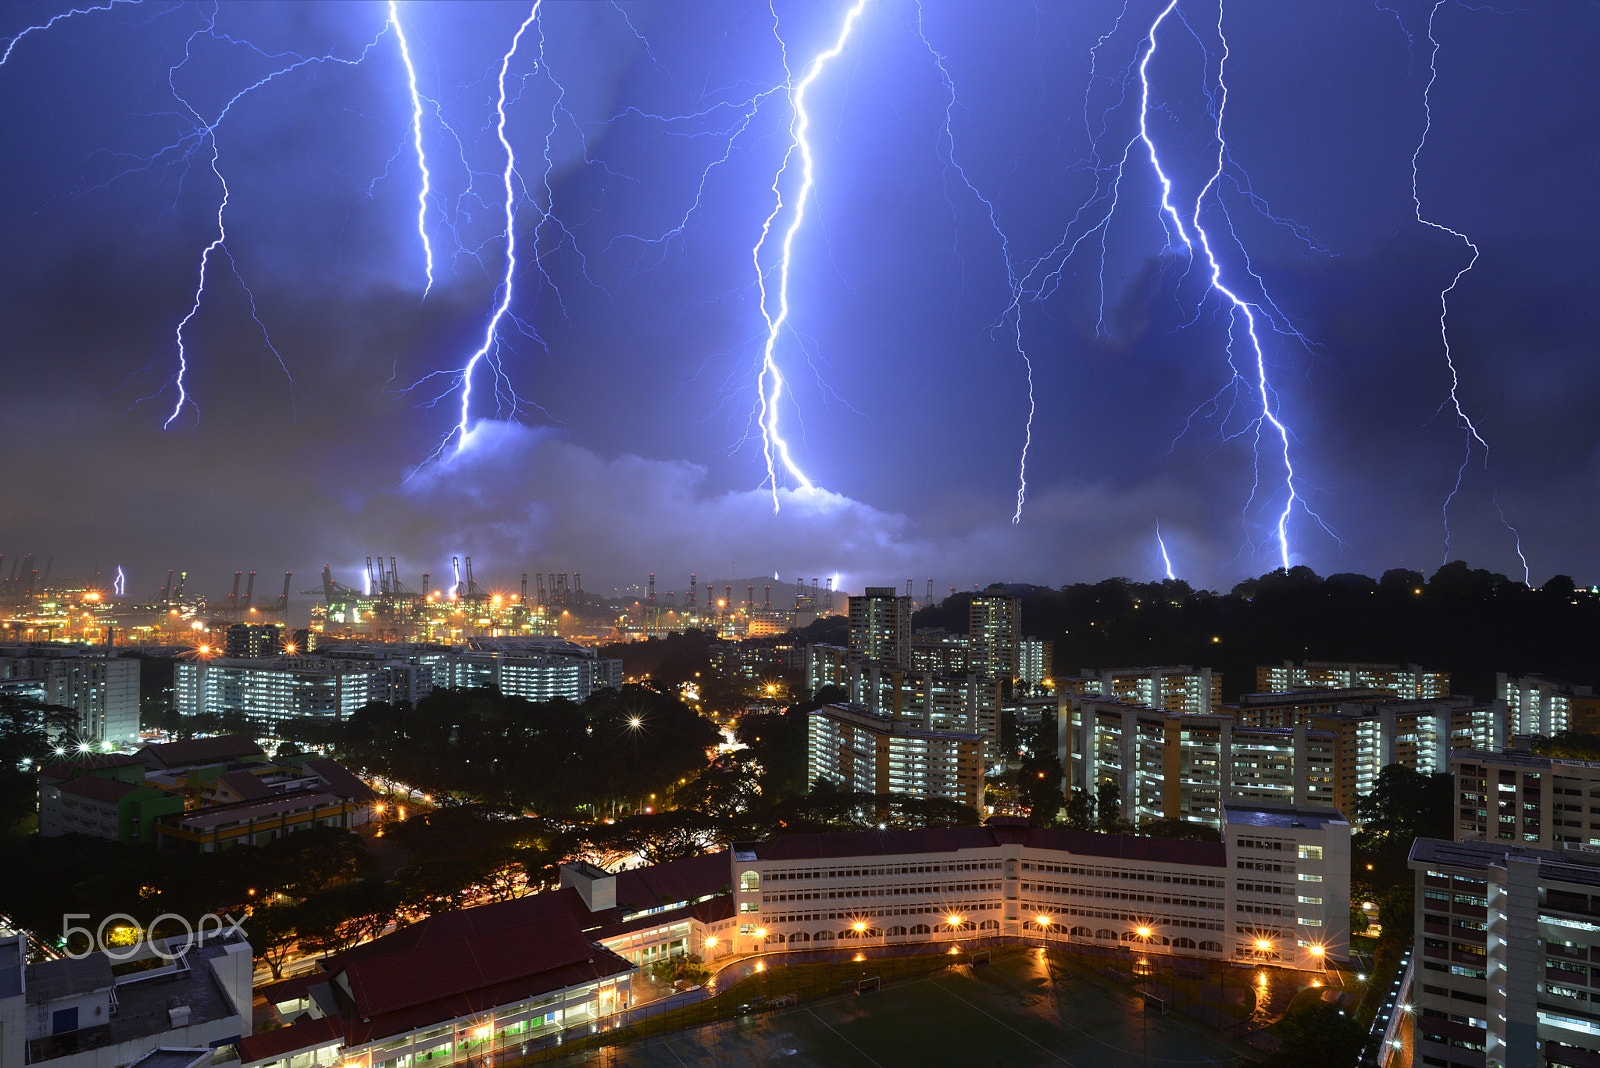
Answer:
1498, 673, 1600, 738
225, 622, 283, 658
804, 646, 1000, 745
806, 703, 985, 811
1453, 749, 1600, 849
1064, 693, 1506, 828
0, 646, 139, 745
1019, 638, 1053, 689
1257, 660, 1449, 699
848, 587, 914, 669
968, 590, 1021, 681
1408, 837, 1600, 1068
1058, 666, 1221, 715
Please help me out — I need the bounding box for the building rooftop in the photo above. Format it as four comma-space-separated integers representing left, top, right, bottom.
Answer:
36, 753, 145, 783
161, 790, 346, 831
1411, 836, 1600, 888
301, 758, 377, 802
1236, 688, 1395, 705
136, 734, 264, 769
813, 704, 984, 741
735, 825, 1228, 868
27, 954, 113, 1001
237, 1014, 344, 1066
215, 770, 273, 800
1222, 801, 1348, 831
1452, 747, 1600, 772
124, 1049, 213, 1068
26, 937, 245, 1063
613, 850, 729, 914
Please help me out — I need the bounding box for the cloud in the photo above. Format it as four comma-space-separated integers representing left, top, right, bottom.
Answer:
338, 420, 1215, 594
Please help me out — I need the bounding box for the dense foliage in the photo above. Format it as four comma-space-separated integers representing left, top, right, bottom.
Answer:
281, 684, 720, 816
915, 563, 1597, 701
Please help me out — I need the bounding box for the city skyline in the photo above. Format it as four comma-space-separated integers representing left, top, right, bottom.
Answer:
3, 1, 1597, 594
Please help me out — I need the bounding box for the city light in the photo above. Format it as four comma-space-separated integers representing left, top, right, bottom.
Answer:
946, 914, 962, 926
1136, 926, 1153, 939
1036, 915, 1051, 927
852, 921, 866, 932
1255, 938, 1272, 951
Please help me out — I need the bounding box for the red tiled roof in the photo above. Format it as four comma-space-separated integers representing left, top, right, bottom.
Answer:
37, 753, 145, 782
339, 913, 628, 1028
302, 758, 376, 802
257, 973, 314, 1005
237, 1013, 344, 1065
137, 734, 264, 768
744, 826, 1001, 861
59, 776, 141, 804
742, 825, 1226, 868
216, 770, 272, 800
613, 850, 729, 913
1021, 827, 1227, 867
327, 887, 598, 969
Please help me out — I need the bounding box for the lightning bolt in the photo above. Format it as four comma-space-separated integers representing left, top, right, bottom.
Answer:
113, 567, 126, 597
1156, 525, 1176, 580
449, 3, 542, 455
1025, 0, 1328, 570
752, 0, 868, 511
0, 0, 138, 66
914, 4, 1035, 525
388, 0, 434, 296
160, 15, 385, 427
1410, 1, 1528, 582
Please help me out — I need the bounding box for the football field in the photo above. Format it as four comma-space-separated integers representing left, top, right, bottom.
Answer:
554, 950, 1248, 1068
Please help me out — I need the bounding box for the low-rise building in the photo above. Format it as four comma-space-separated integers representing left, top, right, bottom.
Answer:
729, 801, 1349, 969
37, 738, 375, 848
0, 929, 251, 1068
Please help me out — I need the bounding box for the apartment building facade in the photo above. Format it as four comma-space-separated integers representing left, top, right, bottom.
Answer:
807, 703, 985, 811
1408, 837, 1600, 1068
1257, 660, 1449, 700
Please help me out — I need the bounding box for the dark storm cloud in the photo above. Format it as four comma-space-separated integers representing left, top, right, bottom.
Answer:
2, 0, 1597, 600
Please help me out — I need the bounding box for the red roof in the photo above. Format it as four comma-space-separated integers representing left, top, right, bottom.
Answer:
741, 825, 1226, 868
256, 972, 315, 1005
332, 912, 631, 1046
302, 758, 376, 802
216, 770, 272, 800
37, 753, 144, 783
613, 850, 729, 913
237, 1013, 344, 1065
137, 734, 264, 768
59, 776, 141, 804
744, 826, 1001, 861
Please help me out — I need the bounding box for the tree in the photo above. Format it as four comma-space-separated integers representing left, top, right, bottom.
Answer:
247, 903, 299, 981
1094, 781, 1130, 834
254, 826, 375, 900
1260, 997, 1367, 1068
1354, 765, 1453, 848
1064, 788, 1095, 832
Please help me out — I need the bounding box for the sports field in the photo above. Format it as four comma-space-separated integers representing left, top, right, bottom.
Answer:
552, 950, 1248, 1068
